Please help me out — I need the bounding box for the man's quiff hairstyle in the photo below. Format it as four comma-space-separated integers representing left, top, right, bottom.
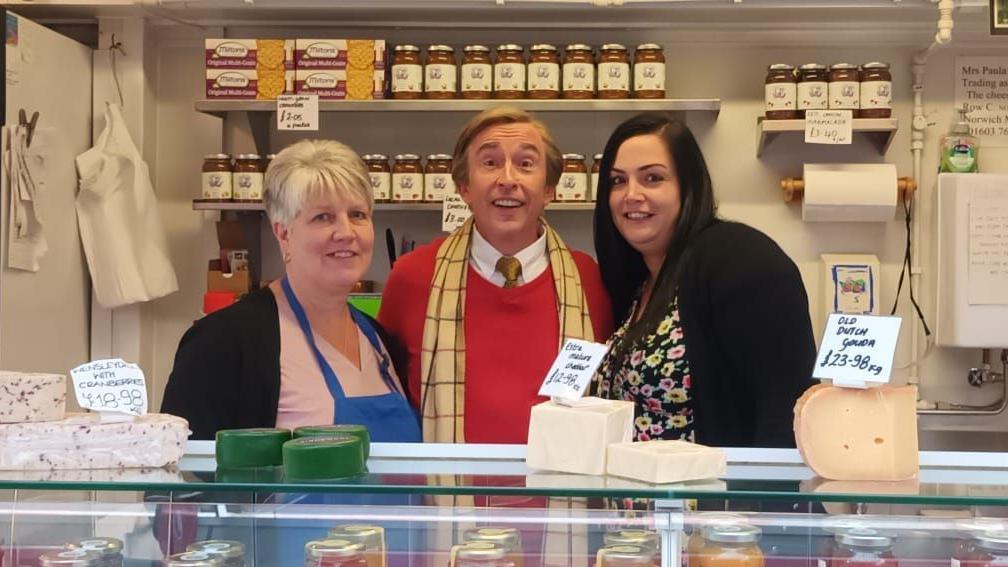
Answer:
451, 106, 563, 189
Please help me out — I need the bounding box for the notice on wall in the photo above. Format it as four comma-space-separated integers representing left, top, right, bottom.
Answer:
954, 56, 1008, 147
277, 94, 319, 131
968, 181, 1008, 305
804, 110, 853, 145
442, 193, 471, 233
812, 314, 902, 389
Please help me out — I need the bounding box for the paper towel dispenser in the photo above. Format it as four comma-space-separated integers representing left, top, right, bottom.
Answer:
780, 164, 915, 222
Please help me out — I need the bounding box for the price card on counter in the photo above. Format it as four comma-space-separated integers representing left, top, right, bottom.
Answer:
277, 94, 319, 131
538, 339, 610, 401
805, 109, 853, 145
70, 359, 148, 417
813, 313, 902, 388
442, 193, 472, 232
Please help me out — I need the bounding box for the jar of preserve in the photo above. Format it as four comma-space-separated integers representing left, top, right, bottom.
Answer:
233, 154, 264, 201
557, 154, 588, 202
328, 525, 386, 567
304, 539, 367, 567
562, 44, 595, 99
528, 44, 560, 99
604, 530, 660, 554
66, 537, 124, 567
859, 62, 892, 118
425, 45, 457, 99
828, 63, 860, 112
797, 63, 828, 116
392, 154, 423, 202
363, 154, 391, 202
633, 43, 665, 98
764, 64, 798, 119
598, 44, 630, 99
39, 549, 103, 567
970, 530, 1008, 567
687, 514, 752, 567
187, 541, 245, 567
495, 44, 526, 98
461, 45, 493, 99
455, 542, 515, 567
202, 154, 232, 201
692, 525, 764, 567
596, 544, 658, 567
464, 527, 523, 567
590, 153, 602, 201
391, 44, 422, 99
163, 552, 224, 567
424, 154, 455, 202
830, 529, 897, 567
955, 519, 1008, 567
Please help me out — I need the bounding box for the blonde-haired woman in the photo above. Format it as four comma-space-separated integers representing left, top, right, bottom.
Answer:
163, 139, 420, 443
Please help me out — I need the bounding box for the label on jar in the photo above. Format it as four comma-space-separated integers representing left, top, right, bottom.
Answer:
563, 62, 594, 92
634, 62, 665, 93
233, 171, 263, 200
425, 63, 456, 93
495, 62, 526, 92
598, 62, 630, 92
590, 172, 599, 201
424, 173, 456, 202
202, 171, 233, 200
829, 81, 859, 110
556, 172, 588, 201
391, 63, 423, 93
393, 173, 423, 201
798, 81, 828, 110
369, 172, 391, 201
860, 80, 892, 110
461, 63, 492, 92
765, 83, 797, 112
528, 62, 560, 92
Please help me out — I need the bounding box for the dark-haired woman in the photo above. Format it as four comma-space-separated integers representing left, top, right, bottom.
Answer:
592, 112, 816, 448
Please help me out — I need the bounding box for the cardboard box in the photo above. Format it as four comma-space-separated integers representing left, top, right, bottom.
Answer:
207, 221, 251, 294
294, 39, 386, 70
205, 39, 293, 70
206, 69, 293, 100
294, 69, 384, 100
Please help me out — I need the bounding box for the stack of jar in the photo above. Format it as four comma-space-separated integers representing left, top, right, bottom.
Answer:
200, 154, 276, 202
39, 537, 125, 567
391, 43, 666, 100
764, 62, 892, 119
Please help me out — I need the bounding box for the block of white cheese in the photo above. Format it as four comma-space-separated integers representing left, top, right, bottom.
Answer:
606, 440, 727, 484
526, 398, 633, 475
0, 371, 66, 423
0, 413, 190, 470
794, 384, 919, 481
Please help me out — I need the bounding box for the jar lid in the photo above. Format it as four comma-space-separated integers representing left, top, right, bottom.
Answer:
601, 43, 627, 51
394, 153, 421, 161
604, 529, 660, 549
636, 43, 663, 51
562, 153, 586, 161
836, 528, 893, 548
428, 44, 454, 53
593, 153, 603, 160
768, 63, 795, 71
862, 61, 890, 69
598, 544, 654, 561
235, 153, 261, 160
531, 43, 558, 51
822, 515, 878, 534
427, 153, 453, 161
66, 537, 124, 557
187, 540, 245, 559
565, 43, 593, 52
463, 527, 521, 549
39, 549, 103, 567
362, 154, 389, 161
204, 153, 230, 160
265, 154, 277, 160
394, 44, 420, 52
975, 531, 1008, 552
497, 44, 524, 52
830, 62, 858, 70
799, 63, 827, 70
456, 541, 508, 560
704, 524, 762, 544
957, 517, 1008, 535
305, 539, 365, 560
464, 44, 490, 53
163, 552, 223, 567
329, 525, 384, 548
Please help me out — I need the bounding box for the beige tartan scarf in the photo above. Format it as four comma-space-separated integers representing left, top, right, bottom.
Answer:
419, 217, 595, 443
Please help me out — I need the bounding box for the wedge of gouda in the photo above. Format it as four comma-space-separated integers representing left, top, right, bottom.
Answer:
794, 384, 919, 481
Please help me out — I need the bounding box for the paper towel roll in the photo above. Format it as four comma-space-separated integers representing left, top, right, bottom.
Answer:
801, 163, 898, 222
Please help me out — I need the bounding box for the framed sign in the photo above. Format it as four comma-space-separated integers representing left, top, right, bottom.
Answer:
992, 0, 1008, 35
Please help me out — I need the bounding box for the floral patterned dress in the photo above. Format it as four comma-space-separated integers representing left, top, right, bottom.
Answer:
596, 295, 694, 442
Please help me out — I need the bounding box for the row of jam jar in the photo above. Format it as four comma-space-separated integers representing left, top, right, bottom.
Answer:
201, 153, 276, 202
764, 62, 892, 119
391, 43, 666, 100
365, 153, 605, 203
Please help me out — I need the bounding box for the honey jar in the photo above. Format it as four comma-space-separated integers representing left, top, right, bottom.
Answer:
424, 154, 455, 202
590, 153, 602, 201
304, 539, 367, 567
392, 154, 423, 202
461, 45, 493, 99
562, 44, 595, 99
391, 44, 422, 99
596, 544, 658, 567
764, 63, 798, 120
797, 63, 829, 116
65, 537, 124, 567
495, 44, 526, 98
233, 154, 264, 202
692, 525, 764, 567
187, 540, 245, 567
363, 154, 391, 203
557, 154, 588, 202
463, 527, 523, 567
328, 525, 386, 567
201, 154, 232, 201
828, 63, 860, 112
859, 62, 892, 118
528, 44, 560, 99
40, 549, 103, 567
829, 529, 897, 567
425, 45, 457, 99
633, 44, 665, 98
598, 44, 630, 99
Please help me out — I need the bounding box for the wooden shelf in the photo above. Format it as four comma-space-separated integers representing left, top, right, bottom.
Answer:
192, 200, 596, 212
757, 117, 898, 157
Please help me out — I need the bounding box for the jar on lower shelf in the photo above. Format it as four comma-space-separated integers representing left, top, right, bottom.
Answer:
557, 154, 588, 201
424, 154, 455, 202
363, 154, 391, 203
187, 540, 246, 567
233, 154, 264, 202
304, 539, 367, 567
202, 154, 233, 201
392, 154, 423, 202
829, 529, 897, 567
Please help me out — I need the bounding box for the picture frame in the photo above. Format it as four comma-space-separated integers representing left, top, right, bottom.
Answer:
992, 0, 1008, 35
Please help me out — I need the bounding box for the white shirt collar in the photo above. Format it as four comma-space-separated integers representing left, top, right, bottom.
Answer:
469, 223, 549, 287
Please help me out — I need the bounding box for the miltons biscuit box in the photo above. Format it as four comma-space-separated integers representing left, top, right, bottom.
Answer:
205, 39, 293, 99
294, 39, 386, 99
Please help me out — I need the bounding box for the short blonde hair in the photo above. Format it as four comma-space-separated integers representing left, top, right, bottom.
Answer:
451, 106, 563, 188
264, 139, 372, 225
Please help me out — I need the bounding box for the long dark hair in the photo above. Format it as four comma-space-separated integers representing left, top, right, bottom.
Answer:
593, 112, 718, 341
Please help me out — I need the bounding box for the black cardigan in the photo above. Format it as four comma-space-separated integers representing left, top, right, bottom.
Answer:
161, 288, 400, 440
675, 221, 816, 448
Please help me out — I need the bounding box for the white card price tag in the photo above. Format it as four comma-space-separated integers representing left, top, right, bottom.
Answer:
442, 193, 472, 232
277, 94, 319, 131
538, 339, 610, 401
812, 314, 902, 388
805, 109, 853, 145
70, 358, 148, 416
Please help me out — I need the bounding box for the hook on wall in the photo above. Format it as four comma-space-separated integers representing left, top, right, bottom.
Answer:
108, 33, 126, 107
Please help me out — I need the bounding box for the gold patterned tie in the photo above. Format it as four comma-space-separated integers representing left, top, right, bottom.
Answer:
495, 256, 523, 288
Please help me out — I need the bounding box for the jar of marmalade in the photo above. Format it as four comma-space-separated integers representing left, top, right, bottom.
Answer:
454, 542, 515, 567
692, 525, 764, 567
764, 64, 797, 119
187, 540, 245, 567
304, 539, 367, 567
528, 44, 560, 99
233, 154, 264, 202
327, 525, 386, 567
828, 63, 860, 112
425, 45, 456, 99
596, 545, 658, 567
604, 530, 660, 554
859, 62, 892, 118
970, 530, 1008, 567
463, 528, 523, 567
557, 154, 588, 202
392, 154, 423, 202
495, 44, 526, 98
424, 154, 455, 202
202, 154, 232, 201
830, 529, 897, 567
562, 44, 595, 99
391, 44, 422, 99
633, 44, 665, 98
362, 154, 391, 202
590, 153, 602, 201
797, 63, 828, 116
598, 44, 630, 99
461, 45, 493, 98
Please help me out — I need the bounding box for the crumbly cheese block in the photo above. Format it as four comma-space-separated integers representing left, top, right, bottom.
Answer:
526, 398, 634, 475
793, 384, 919, 481
0, 412, 189, 470
0, 371, 66, 423
606, 440, 726, 484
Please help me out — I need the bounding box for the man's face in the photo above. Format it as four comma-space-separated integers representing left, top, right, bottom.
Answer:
458, 122, 554, 255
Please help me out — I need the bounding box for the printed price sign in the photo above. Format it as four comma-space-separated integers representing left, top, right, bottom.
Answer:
277, 94, 319, 131
538, 339, 610, 401
70, 359, 148, 416
813, 314, 902, 388
442, 193, 472, 232
805, 109, 853, 145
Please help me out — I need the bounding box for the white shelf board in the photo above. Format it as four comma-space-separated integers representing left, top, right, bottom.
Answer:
757, 117, 898, 156
193, 200, 595, 212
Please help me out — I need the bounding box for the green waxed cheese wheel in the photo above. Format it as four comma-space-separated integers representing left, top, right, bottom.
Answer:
215, 428, 292, 468
293, 424, 371, 459
215, 466, 284, 484
283, 435, 365, 480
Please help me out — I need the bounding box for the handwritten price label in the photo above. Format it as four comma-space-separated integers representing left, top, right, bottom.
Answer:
277, 94, 319, 131
70, 359, 148, 416
812, 314, 902, 389
805, 109, 853, 145
442, 193, 472, 232
538, 339, 610, 401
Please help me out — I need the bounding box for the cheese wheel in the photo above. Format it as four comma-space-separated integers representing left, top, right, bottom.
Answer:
293, 424, 371, 459
283, 435, 365, 480
215, 428, 291, 468
215, 465, 284, 484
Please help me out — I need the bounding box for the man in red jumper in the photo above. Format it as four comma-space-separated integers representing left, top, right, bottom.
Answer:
378, 106, 613, 444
